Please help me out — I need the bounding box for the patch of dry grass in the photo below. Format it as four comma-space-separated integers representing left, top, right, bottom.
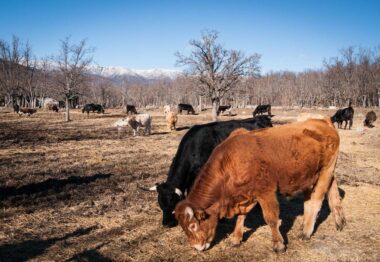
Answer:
0, 107, 379, 261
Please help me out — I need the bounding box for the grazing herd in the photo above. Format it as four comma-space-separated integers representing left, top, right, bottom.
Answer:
6, 99, 378, 253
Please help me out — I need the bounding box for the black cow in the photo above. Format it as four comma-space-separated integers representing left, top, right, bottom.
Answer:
58, 100, 65, 108
52, 104, 59, 113
217, 105, 232, 116
364, 111, 377, 128
178, 103, 195, 115
126, 104, 138, 114
149, 115, 273, 227
253, 104, 271, 117
331, 106, 354, 129
82, 103, 105, 116
13, 103, 19, 113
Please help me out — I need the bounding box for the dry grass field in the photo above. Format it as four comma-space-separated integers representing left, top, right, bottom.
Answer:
1, 107, 379, 261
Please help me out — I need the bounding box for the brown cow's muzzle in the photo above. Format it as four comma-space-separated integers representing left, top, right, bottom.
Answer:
192, 242, 210, 251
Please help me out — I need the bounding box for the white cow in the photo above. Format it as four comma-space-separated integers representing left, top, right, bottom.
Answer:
113, 113, 152, 137
164, 105, 171, 115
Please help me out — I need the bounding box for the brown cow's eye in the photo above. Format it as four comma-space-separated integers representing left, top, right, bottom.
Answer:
188, 223, 197, 232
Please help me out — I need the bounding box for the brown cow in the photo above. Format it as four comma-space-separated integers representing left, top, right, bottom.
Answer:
166, 111, 178, 131
175, 118, 345, 252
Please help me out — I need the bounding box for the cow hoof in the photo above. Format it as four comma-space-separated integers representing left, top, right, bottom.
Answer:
299, 233, 311, 241
273, 242, 286, 253
230, 236, 242, 246
336, 217, 346, 231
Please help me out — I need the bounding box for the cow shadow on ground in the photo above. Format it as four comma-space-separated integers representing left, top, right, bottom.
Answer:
0, 173, 112, 201
151, 131, 170, 135
175, 126, 190, 131
220, 113, 238, 117
212, 188, 346, 247
0, 226, 97, 262
66, 243, 111, 262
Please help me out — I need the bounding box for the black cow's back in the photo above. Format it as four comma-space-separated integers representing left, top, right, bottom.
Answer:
166, 116, 272, 189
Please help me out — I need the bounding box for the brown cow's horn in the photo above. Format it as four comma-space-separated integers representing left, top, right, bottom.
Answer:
185, 206, 194, 220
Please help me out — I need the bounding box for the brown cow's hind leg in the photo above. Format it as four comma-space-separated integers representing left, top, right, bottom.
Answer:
327, 178, 346, 231
258, 194, 285, 253
302, 153, 338, 239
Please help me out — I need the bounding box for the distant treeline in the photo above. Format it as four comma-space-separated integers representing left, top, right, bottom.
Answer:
1, 36, 379, 109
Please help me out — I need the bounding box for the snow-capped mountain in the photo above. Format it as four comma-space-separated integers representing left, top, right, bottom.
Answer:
89, 66, 181, 83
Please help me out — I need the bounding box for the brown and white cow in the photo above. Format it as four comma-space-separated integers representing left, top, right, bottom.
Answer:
175, 118, 345, 252
18, 108, 37, 116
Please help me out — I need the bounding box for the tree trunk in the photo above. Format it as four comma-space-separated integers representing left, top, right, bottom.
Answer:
198, 95, 202, 113
211, 99, 219, 122
65, 96, 70, 122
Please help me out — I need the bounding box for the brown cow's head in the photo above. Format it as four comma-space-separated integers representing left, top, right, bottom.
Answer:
174, 201, 218, 251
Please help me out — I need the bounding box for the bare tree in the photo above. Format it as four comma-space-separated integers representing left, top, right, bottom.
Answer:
0, 36, 23, 106
56, 37, 93, 121
21, 42, 38, 108
176, 30, 261, 121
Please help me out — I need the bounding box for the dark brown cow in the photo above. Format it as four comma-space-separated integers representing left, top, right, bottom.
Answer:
126, 104, 138, 114
364, 111, 377, 128
175, 118, 345, 252
18, 108, 37, 116
47, 103, 59, 112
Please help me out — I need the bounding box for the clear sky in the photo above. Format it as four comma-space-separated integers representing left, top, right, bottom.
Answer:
1, 0, 379, 72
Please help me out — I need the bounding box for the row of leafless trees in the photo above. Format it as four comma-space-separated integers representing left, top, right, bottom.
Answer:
123, 43, 380, 110
1, 33, 379, 121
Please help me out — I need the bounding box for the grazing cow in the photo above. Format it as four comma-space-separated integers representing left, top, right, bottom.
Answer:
58, 100, 65, 108
149, 116, 272, 227
124, 114, 152, 136
175, 118, 345, 252
13, 103, 19, 113
166, 111, 178, 131
364, 111, 377, 128
113, 118, 129, 137
82, 103, 105, 116
164, 105, 171, 115
47, 103, 59, 112
126, 104, 138, 115
18, 108, 37, 116
253, 104, 271, 117
217, 105, 232, 116
178, 103, 196, 115
331, 106, 354, 129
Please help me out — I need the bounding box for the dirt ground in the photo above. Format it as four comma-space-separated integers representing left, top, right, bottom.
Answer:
0, 107, 379, 262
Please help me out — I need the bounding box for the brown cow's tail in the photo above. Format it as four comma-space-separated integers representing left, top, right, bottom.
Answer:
327, 176, 346, 231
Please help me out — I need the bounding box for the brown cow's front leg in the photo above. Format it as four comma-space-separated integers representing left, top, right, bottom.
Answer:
230, 215, 246, 246
259, 194, 285, 253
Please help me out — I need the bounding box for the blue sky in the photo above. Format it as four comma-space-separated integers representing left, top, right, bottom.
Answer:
1, 0, 379, 72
